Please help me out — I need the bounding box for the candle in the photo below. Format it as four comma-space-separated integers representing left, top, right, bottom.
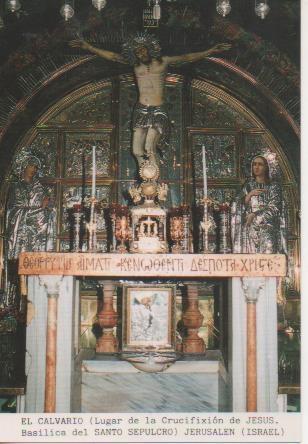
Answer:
91, 145, 96, 198
202, 144, 207, 200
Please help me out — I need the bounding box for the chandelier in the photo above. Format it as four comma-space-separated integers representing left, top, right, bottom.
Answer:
6, 0, 21, 13
0, 0, 271, 28
147, 0, 270, 22
57, 0, 270, 22
216, 0, 270, 19
60, 1, 75, 21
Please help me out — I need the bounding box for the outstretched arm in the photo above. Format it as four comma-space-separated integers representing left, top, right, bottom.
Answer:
69, 39, 128, 64
164, 43, 231, 65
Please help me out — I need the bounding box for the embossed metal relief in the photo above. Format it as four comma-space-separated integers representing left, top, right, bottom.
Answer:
120, 81, 137, 135
168, 183, 182, 207
192, 89, 252, 128
195, 187, 237, 205
64, 133, 111, 177
119, 82, 137, 179
192, 134, 237, 179
119, 181, 135, 205
160, 82, 183, 182
12, 133, 57, 178
286, 239, 300, 294
6, 174, 57, 260
49, 86, 112, 126
60, 239, 107, 253
282, 187, 296, 236
61, 185, 110, 233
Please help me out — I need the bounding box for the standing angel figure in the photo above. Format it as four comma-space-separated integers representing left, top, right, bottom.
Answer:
70, 33, 230, 170
231, 155, 287, 254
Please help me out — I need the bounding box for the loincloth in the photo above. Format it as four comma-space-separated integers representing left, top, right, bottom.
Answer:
132, 103, 170, 146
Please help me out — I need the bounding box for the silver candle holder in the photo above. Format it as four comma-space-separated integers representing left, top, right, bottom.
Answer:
73, 203, 82, 252
87, 198, 98, 252
218, 203, 231, 254
200, 197, 217, 254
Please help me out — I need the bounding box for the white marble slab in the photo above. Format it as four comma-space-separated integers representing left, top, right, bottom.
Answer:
81, 359, 230, 413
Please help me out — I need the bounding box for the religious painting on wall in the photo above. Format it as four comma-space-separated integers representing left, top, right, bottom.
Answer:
122, 285, 176, 352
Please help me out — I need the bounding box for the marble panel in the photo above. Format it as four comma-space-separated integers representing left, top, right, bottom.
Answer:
81, 358, 229, 413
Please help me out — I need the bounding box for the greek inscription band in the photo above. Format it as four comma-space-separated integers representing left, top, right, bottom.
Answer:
19, 253, 286, 277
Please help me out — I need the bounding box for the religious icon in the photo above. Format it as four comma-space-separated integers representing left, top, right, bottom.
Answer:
6, 149, 55, 260
122, 285, 176, 352
231, 154, 287, 254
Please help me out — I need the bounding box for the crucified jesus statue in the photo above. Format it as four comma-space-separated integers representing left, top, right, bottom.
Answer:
70, 33, 231, 172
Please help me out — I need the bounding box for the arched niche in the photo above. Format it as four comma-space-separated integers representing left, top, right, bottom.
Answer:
0, 70, 299, 295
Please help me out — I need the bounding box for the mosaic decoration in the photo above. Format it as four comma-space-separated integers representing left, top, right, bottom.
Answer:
243, 134, 283, 180
192, 90, 252, 128
192, 134, 237, 179
49, 86, 112, 126
64, 133, 111, 177
210, 15, 299, 123
61, 185, 110, 233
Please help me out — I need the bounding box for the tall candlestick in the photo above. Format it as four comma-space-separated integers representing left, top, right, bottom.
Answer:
91, 146, 96, 198
202, 144, 207, 200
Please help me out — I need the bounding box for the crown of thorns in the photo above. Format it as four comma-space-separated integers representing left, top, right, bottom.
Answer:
121, 32, 161, 65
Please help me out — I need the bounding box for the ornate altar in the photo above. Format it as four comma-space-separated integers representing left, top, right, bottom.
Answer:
128, 160, 169, 254
0, 59, 298, 415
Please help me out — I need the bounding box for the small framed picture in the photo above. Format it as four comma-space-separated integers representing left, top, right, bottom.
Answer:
122, 285, 176, 352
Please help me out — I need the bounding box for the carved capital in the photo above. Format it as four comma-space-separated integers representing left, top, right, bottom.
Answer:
241, 277, 265, 304
39, 275, 63, 298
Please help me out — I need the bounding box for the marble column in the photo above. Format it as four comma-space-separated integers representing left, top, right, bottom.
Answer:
241, 277, 264, 412
25, 276, 78, 413
230, 277, 278, 412
39, 275, 63, 413
182, 283, 205, 353
96, 280, 118, 353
